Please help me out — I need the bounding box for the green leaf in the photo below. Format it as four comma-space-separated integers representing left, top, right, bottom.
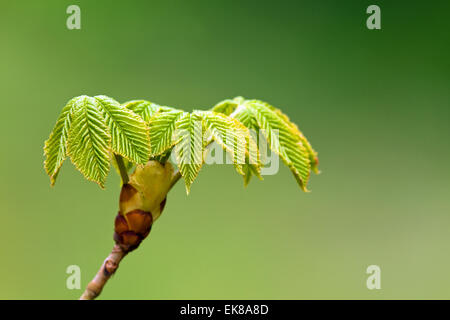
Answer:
242, 159, 262, 186
242, 129, 263, 186
227, 104, 261, 185
211, 99, 238, 115
43, 97, 79, 185
168, 110, 261, 193
195, 110, 260, 177
125, 100, 183, 157
125, 100, 177, 122
44, 95, 152, 188
173, 112, 204, 194
251, 99, 319, 174
124, 100, 161, 123
67, 96, 112, 187
148, 109, 185, 156
230, 99, 316, 191
95, 95, 150, 164
44, 94, 318, 192
252, 101, 312, 191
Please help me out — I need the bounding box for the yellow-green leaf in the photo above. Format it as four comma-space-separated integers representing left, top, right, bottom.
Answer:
173, 112, 204, 194
95, 95, 150, 164
43, 97, 78, 185
67, 96, 111, 187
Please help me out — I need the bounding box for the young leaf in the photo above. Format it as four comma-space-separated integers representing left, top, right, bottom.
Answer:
227, 104, 261, 185
67, 96, 111, 187
125, 100, 183, 157
250, 101, 312, 191
173, 112, 204, 194
242, 158, 262, 186
211, 99, 238, 116
241, 130, 263, 186
250, 99, 319, 174
124, 100, 161, 123
43, 97, 79, 185
148, 109, 185, 156
95, 95, 150, 164
195, 110, 259, 177
44, 95, 152, 188
227, 98, 316, 191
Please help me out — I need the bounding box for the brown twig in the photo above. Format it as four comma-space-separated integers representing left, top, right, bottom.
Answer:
79, 244, 127, 300
80, 162, 181, 300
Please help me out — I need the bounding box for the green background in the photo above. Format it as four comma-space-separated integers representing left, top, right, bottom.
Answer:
1, 0, 449, 299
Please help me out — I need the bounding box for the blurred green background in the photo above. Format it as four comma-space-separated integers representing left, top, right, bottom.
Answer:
0, 0, 449, 299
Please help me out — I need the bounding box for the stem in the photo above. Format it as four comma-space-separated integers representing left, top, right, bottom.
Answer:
81, 161, 182, 300
114, 154, 129, 184
79, 244, 127, 300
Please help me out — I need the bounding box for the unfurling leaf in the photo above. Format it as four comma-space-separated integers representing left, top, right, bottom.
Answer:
44, 94, 318, 193
124, 100, 161, 123
44, 97, 78, 185
216, 97, 318, 191
252, 99, 319, 174
173, 112, 204, 194
95, 95, 150, 164
44, 95, 151, 187
67, 96, 111, 187
148, 109, 185, 156
195, 110, 260, 177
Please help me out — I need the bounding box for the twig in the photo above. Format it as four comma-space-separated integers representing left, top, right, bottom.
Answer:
79, 244, 127, 300
81, 161, 181, 300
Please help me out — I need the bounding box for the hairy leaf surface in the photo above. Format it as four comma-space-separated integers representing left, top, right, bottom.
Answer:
173, 112, 204, 193
195, 110, 260, 177
44, 94, 318, 192
148, 109, 185, 156
252, 102, 311, 190
250, 99, 319, 173
44, 95, 152, 187
44, 97, 79, 185
226, 98, 317, 191
67, 96, 111, 187
124, 100, 161, 123
95, 95, 150, 164
211, 99, 238, 116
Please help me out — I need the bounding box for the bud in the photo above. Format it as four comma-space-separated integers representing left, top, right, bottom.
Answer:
114, 161, 174, 252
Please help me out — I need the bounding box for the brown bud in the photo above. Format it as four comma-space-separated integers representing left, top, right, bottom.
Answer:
126, 209, 153, 235
114, 214, 128, 234
114, 209, 153, 253
113, 161, 173, 252
120, 231, 141, 249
